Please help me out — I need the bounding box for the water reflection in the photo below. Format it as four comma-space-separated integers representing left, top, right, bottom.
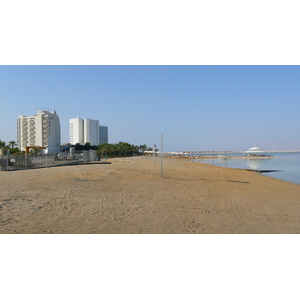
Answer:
197, 153, 300, 185
246, 159, 263, 170
198, 156, 274, 171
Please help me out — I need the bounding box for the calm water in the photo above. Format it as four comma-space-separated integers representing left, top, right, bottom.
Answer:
196, 153, 300, 185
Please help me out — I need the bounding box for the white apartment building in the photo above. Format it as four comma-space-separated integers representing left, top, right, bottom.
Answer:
99, 125, 108, 144
69, 117, 100, 146
84, 118, 99, 146
17, 110, 61, 153
69, 117, 83, 145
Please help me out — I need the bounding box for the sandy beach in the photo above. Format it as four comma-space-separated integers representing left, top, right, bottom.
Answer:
1, 156, 299, 234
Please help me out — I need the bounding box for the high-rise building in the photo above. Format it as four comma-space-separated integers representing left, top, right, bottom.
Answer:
17, 110, 61, 153
99, 125, 108, 144
69, 117, 83, 145
69, 117, 100, 146
83, 118, 99, 146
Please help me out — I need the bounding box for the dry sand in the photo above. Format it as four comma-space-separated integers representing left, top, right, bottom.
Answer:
1, 156, 299, 234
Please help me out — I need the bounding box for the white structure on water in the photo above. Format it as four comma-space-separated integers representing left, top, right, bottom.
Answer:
245, 146, 264, 154
70, 117, 102, 146
17, 110, 61, 153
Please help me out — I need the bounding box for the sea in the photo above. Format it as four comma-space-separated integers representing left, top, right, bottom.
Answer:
196, 152, 300, 185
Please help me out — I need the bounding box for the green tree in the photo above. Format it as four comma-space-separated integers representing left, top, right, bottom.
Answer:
75, 143, 97, 151
109, 143, 117, 156
117, 142, 133, 157
0, 139, 6, 148
10, 147, 21, 154
132, 144, 139, 156
98, 141, 146, 158
139, 144, 147, 154
98, 143, 110, 156
1, 146, 10, 155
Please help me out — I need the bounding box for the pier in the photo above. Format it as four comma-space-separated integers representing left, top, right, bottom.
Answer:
144, 150, 300, 158
175, 150, 300, 155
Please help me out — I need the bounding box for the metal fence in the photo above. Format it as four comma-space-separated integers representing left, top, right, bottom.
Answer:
0, 150, 97, 171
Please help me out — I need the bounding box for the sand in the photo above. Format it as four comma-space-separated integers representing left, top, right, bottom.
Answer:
0, 156, 299, 234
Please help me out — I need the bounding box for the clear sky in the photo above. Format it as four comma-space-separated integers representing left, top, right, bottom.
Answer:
1, 65, 300, 151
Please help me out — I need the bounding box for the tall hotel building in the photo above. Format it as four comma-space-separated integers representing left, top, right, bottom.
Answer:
99, 125, 108, 144
69, 117, 100, 146
17, 110, 61, 153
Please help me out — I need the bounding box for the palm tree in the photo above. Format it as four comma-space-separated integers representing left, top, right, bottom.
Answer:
132, 144, 139, 156
8, 141, 17, 148
98, 143, 109, 157
117, 142, 123, 157
139, 144, 147, 155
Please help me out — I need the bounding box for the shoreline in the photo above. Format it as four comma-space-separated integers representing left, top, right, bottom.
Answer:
151, 154, 276, 160
1, 156, 300, 234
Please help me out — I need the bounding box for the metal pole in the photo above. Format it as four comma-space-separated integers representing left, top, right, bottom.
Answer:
6, 149, 10, 171
153, 144, 156, 163
160, 134, 163, 178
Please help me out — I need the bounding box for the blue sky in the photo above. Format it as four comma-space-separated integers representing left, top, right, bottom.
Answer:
1, 65, 300, 151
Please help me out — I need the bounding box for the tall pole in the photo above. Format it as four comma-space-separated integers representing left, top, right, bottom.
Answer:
160, 133, 163, 178
153, 144, 156, 163
6, 149, 10, 171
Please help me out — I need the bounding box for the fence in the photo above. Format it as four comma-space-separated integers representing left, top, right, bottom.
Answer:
0, 150, 98, 171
